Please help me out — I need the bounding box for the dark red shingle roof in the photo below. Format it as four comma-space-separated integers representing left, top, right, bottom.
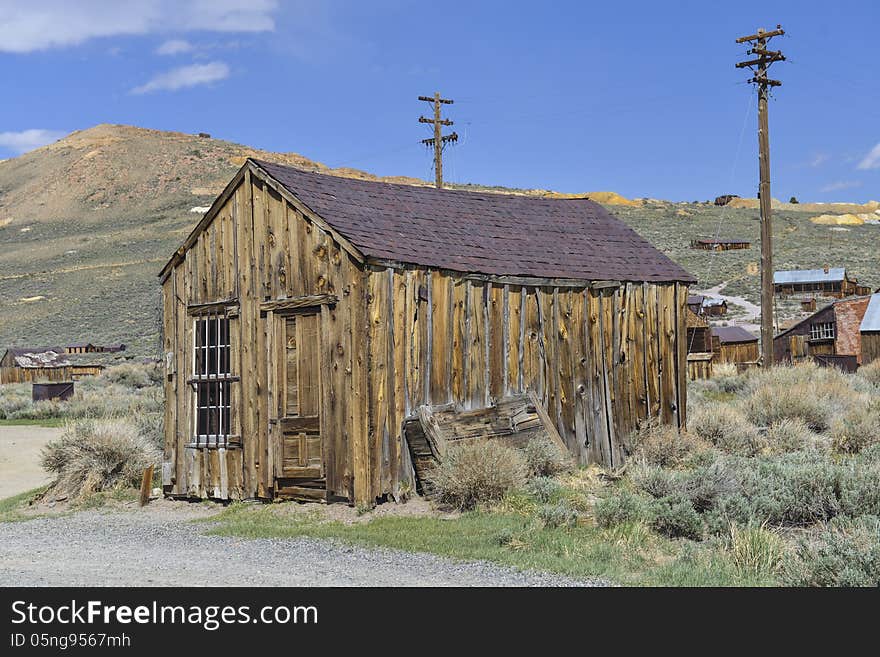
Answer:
252, 159, 695, 283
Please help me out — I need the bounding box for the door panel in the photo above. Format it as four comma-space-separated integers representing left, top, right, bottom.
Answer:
276, 313, 323, 481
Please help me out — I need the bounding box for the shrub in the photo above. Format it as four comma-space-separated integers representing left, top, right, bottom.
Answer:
742, 452, 841, 526
831, 402, 880, 454
765, 418, 814, 454
650, 494, 703, 540
690, 404, 764, 456
857, 360, 880, 387
522, 438, 571, 478
526, 476, 562, 503
98, 363, 158, 389
627, 420, 708, 468
538, 501, 579, 529
41, 418, 161, 501
728, 522, 785, 577
743, 383, 833, 431
631, 463, 679, 499
783, 516, 880, 587
838, 463, 880, 518
594, 490, 648, 529
428, 441, 527, 510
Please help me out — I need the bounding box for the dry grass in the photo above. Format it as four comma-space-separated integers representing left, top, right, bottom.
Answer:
427, 441, 528, 510
831, 402, 880, 454
728, 522, 785, 577
689, 404, 764, 456
40, 418, 161, 502
627, 419, 710, 468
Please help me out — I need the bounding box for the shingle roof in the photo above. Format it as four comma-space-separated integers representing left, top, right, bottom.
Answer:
251, 159, 695, 283
774, 268, 846, 285
861, 293, 880, 332
713, 326, 758, 344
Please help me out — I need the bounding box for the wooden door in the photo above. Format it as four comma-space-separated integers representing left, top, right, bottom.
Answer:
276, 312, 323, 483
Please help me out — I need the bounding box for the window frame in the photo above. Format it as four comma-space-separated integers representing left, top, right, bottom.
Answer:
809, 321, 835, 342
190, 314, 236, 448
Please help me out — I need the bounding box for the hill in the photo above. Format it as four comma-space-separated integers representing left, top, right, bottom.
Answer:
0, 124, 877, 357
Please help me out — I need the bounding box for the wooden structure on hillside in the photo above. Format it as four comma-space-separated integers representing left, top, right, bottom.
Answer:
712, 326, 759, 365
775, 295, 872, 369
860, 294, 880, 365
690, 237, 751, 251
159, 158, 695, 505
774, 268, 871, 299
0, 347, 104, 384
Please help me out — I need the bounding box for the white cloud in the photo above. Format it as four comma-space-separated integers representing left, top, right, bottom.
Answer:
0, 129, 66, 154
0, 1, 278, 53
857, 143, 880, 170
808, 153, 829, 168
131, 61, 230, 94
156, 39, 194, 56
819, 180, 863, 193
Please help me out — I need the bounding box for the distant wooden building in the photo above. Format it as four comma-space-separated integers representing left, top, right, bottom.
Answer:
712, 326, 759, 365
65, 343, 96, 354
774, 296, 871, 368
800, 298, 817, 313
773, 268, 871, 298
159, 159, 696, 505
860, 293, 880, 364
685, 309, 713, 380
687, 294, 727, 317
690, 237, 751, 251
0, 347, 104, 384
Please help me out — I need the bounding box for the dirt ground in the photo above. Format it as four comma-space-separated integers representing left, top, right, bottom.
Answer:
0, 425, 61, 499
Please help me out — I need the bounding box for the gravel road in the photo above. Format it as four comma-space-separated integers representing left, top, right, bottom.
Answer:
0, 509, 608, 587
0, 425, 61, 499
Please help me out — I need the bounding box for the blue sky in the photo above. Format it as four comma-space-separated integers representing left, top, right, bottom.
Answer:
1, 0, 878, 202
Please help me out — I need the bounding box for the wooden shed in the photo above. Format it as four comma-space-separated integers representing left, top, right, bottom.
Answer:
690, 238, 750, 251
158, 159, 695, 505
711, 326, 759, 365
0, 347, 104, 384
860, 294, 880, 364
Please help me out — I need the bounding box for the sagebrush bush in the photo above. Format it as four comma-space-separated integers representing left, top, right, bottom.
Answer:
428, 441, 527, 510
838, 464, 880, 518
741, 452, 841, 526
538, 501, 579, 529
526, 476, 563, 503
41, 419, 161, 501
764, 418, 814, 454
831, 402, 880, 454
98, 363, 162, 389
522, 438, 570, 478
650, 494, 703, 540
783, 516, 880, 587
690, 404, 764, 456
627, 420, 708, 468
594, 489, 648, 528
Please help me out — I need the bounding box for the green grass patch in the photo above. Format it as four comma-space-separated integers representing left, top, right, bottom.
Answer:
0, 418, 65, 427
204, 503, 777, 586
0, 486, 48, 522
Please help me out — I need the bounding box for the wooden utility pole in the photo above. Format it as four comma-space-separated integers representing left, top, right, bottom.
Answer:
736, 25, 785, 366
419, 92, 458, 188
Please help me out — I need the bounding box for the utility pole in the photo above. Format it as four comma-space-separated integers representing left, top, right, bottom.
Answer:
418, 92, 458, 188
736, 25, 785, 366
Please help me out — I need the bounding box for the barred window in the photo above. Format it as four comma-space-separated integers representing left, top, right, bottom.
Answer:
192, 316, 231, 447
810, 321, 835, 341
